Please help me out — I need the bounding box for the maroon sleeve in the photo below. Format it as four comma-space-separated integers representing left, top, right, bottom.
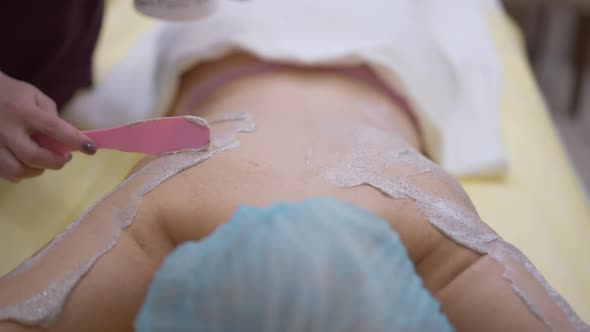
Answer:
0, 0, 105, 110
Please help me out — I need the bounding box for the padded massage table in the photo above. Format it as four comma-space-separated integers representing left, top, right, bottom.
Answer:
0, 0, 589, 324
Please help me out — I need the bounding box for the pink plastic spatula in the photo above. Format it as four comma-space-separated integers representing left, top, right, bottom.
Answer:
34, 116, 211, 155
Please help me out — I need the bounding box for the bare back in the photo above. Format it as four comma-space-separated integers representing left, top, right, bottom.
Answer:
0, 54, 575, 332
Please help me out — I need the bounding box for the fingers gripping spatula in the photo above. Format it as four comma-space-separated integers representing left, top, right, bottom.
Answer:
35, 116, 211, 155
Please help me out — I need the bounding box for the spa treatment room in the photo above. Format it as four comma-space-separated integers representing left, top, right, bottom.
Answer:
0, 0, 589, 331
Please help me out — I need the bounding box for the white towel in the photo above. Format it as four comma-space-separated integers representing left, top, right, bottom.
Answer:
65, 0, 506, 177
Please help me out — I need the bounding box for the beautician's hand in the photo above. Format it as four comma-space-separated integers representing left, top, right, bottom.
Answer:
0, 71, 97, 182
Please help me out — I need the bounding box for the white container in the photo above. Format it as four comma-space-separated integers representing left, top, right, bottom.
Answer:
134, 0, 218, 21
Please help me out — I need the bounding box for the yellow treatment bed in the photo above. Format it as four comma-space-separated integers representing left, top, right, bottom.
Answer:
1, 1, 589, 323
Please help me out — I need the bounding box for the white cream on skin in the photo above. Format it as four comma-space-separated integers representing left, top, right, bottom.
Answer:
0, 112, 255, 327
2, 104, 587, 331
306, 120, 588, 332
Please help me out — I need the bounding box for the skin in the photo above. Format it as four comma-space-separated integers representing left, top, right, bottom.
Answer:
0, 53, 576, 332
0, 71, 96, 182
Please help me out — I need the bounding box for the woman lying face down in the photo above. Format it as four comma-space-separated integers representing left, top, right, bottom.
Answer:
0, 53, 587, 332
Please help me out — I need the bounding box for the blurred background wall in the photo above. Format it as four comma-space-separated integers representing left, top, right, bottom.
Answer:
504, 0, 590, 191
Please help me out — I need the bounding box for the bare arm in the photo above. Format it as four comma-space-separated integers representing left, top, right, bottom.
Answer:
0, 195, 169, 332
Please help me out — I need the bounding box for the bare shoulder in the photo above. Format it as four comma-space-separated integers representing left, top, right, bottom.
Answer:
0, 188, 171, 332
